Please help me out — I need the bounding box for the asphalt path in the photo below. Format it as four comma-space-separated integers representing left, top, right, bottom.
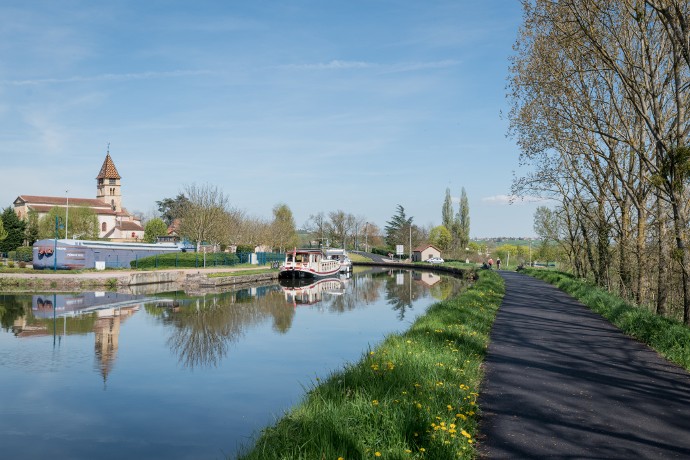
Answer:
478, 270, 690, 459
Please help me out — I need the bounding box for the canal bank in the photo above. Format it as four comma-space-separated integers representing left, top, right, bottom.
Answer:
238, 270, 504, 460
0, 266, 278, 292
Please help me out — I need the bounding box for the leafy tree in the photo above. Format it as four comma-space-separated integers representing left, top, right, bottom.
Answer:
144, 218, 169, 243
66, 206, 99, 240
156, 193, 190, 226
442, 188, 453, 229
429, 225, 452, 251
455, 188, 470, 249
25, 210, 39, 246
384, 205, 413, 249
38, 206, 97, 240
0, 207, 26, 252
0, 217, 7, 243
270, 203, 298, 252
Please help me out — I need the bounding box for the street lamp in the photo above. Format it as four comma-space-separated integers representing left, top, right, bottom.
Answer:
54, 216, 64, 272
365, 222, 368, 253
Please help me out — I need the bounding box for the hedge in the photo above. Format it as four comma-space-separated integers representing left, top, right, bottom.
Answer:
130, 252, 240, 269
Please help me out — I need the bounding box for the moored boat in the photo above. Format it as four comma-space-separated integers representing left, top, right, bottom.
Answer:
325, 248, 353, 273
279, 248, 340, 278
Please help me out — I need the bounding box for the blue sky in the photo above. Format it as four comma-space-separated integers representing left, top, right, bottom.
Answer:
0, 1, 544, 238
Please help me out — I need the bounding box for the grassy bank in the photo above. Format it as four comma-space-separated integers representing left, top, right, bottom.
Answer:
238, 270, 505, 460
526, 269, 690, 371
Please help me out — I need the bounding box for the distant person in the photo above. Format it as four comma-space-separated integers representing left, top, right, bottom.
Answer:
496, 258, 501, 270
488, 258, 493, 269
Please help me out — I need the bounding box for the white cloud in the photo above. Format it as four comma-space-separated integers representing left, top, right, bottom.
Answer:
1, 70, 213, 86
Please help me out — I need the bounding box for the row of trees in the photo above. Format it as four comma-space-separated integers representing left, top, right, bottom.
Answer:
151, 184, 299, 252
510, 1, 690, 322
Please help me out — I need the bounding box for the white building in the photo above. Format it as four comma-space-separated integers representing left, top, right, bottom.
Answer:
13, 151, 144, 241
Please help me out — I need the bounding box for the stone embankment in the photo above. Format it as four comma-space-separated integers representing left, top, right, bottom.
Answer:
0, 267, 277, 292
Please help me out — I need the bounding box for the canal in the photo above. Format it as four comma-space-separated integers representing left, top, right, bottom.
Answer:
0, 267, 468, 459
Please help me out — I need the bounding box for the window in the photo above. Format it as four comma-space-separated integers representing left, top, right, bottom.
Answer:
109, 179, 116, 185
102, 222, 107, 232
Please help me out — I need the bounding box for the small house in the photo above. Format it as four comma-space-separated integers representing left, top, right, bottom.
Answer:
412, 244, 442, 262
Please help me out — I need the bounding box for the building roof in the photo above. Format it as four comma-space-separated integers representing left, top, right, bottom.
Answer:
96, 153, 121, 180
413, 244, 441, 253
15, 195, 113, 209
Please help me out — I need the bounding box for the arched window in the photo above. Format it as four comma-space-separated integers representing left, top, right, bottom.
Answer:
102, 222, 107, 232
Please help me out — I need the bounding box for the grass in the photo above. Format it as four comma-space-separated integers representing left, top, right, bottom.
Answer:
237, 270, 505, 460
207, 268, 277, 278
526, 269, 690, 371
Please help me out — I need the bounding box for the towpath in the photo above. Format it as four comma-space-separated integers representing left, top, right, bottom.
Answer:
479, 270, 690, 459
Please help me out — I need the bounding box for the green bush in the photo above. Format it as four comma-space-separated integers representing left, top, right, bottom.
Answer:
15, 246, 33, 262
130, 252, 240, 269
236, 244, 254, 253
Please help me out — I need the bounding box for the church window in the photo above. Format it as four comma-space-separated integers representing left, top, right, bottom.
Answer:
102, 222, 107, 232
109, 179, 116, 185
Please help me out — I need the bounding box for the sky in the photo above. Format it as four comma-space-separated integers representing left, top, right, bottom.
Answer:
0, 0, 545, 238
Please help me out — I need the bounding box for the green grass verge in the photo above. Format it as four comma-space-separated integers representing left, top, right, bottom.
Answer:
237, 270, 505, 460
207, 268, 277, 278
526, 269, 690, 371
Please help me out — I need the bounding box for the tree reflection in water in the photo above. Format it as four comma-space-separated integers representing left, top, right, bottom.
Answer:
148, 268, 465, 369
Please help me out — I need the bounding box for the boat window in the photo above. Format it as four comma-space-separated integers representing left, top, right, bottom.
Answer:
287, 254, 293, 263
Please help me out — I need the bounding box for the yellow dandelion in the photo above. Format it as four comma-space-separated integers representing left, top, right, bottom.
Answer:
375, 452, 381, 457
372, 400, 379, 406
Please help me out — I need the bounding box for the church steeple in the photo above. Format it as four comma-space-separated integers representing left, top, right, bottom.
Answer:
96, 145, 122, 212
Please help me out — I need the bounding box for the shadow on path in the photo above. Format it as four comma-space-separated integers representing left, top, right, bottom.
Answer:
478, 271, 690, 459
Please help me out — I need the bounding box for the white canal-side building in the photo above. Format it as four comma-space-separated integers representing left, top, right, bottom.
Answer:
13, 151, 145, 242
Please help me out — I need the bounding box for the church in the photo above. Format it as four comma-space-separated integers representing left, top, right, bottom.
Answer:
13, 151, 145, 241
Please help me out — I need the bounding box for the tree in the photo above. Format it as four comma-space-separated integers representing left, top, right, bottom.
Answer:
270, 203, 298, 252
25, 210, 39, 246
429, 225, 452, 251
66, 206, 99, 240
328, 210, 355, 249
306, 212, 330, 247
442, 188, 453, 229
0, 218, 7, 243
455, 188, 470, 249
37, 206, 97, 240
156, 193, 190, 226
178, 183, 231, 251
144, 218, 169, 243
0, 207, 26, 252
384, 205, 413, 249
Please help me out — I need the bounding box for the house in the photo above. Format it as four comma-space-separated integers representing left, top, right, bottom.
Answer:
412, 244, 442, 262
13, 151, 144, 241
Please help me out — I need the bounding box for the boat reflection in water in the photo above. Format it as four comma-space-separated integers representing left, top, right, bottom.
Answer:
280, 276, 346, 306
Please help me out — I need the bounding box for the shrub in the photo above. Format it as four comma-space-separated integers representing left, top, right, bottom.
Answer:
130, 252, 240, 269
236, 245, 254, 254
7, 261, 15, 268
15, 246, 33, 262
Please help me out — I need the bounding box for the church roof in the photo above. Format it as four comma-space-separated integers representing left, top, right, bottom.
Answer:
15, 195, 112, 209
96, 153, 121, 180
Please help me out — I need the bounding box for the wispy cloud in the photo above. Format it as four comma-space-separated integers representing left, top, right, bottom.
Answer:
1, 70, 213, 86
482, 195, 552, 205
281, 59, 459, 72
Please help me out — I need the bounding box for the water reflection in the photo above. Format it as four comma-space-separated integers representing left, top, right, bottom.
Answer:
1, 268, 466, 374
0, 268, 469, 460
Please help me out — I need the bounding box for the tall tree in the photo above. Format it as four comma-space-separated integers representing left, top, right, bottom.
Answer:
37, 206, 97, 240
456, 188, 470, 249
384, 205, 413, 249
442, 188, 454, 229
270, 203, 298, 252
25, 210, 39, 246
0, 207, 26, 252
178, 183, 230, 252
156, 193, 190, 226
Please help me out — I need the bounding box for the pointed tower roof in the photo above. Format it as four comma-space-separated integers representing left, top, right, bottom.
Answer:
96, 152, 121, 180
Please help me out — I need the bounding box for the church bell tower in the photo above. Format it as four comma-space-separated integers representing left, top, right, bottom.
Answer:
96, 147, 122, 212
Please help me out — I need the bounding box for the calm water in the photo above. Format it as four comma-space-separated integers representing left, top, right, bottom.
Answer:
0, 267, 466, 459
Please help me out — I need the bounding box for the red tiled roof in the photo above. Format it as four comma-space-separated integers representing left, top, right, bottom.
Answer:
96, 153, 121, 180
27, 204, 119, 216
118, 220, 144, 231
16, 195, 111, 208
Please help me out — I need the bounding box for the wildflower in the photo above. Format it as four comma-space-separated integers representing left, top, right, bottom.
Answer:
372, 400, 379, 406
375, 452, 382, 457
